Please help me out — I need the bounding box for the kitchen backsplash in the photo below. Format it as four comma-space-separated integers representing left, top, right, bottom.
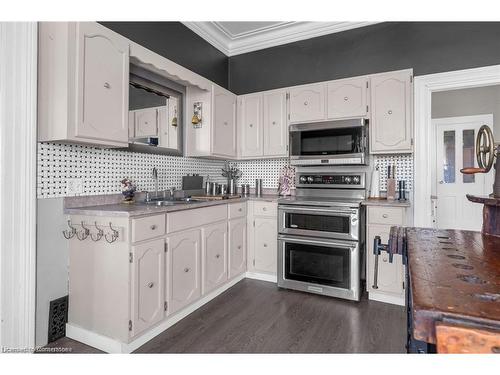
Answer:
37, 142, 290, 199
373, 154, 414, 192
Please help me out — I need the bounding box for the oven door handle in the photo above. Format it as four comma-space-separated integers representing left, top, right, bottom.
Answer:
278, 235, 357, 250
279, 206, 358, 216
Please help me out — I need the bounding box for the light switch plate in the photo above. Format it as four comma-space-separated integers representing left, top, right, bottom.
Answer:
66, 178, 83, 195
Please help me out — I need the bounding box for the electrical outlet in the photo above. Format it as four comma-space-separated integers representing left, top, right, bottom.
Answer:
66, 178, 84, 195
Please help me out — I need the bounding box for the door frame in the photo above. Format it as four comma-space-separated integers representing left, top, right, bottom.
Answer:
0, 22, 37, 351
414, 65, 500, 227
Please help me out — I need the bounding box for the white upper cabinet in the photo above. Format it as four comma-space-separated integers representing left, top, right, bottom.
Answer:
38, 22, 129, 147
239, 94, 263, 158
288, 83, 326, 123
327, 77, 369, 119
370, 70, 413, 154
263, 90, 288, 157
134, 107, 158, 138
212, 85, 237, 158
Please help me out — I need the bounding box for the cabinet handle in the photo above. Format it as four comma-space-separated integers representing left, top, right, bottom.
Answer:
184, 267, 190, 273
147, 282, 154, 288
224, 121, 228, 126
304, 101, 308, 106
382, 214, 388, 218
344, 96, 349, 101
238, 208, 242, 212
237, 245, 241, 249
216, 254, 220, 259
263, 243, 268, 248
388, 110, 393, 115
272, 121, 276, 125
103, 82, 111, 89
150, 224, 157, 230
249, 124, 253, 128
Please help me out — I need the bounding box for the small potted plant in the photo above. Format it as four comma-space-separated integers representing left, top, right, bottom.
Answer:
121, 178, 137, 204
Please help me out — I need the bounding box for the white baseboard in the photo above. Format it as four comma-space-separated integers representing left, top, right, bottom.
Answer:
66, 273, 246, 353
245, 271, 277, 283
368, 291, 405, 306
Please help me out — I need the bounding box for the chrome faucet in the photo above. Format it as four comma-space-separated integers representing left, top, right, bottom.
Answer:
152, 167, 159, 199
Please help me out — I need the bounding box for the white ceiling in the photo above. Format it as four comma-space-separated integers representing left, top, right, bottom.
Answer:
183, 21, 378, 56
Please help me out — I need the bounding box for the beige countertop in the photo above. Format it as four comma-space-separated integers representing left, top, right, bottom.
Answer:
361, 198, 411, 207
64, 194, 281, 218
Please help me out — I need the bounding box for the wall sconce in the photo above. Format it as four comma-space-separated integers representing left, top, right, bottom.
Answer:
192, 102, 202, 128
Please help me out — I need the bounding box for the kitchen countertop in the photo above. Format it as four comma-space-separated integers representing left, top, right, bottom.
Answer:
64, 194, 281, 218
362, 198, 411, 207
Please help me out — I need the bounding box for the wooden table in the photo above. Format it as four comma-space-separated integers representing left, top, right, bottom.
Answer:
405, 228, 500, 353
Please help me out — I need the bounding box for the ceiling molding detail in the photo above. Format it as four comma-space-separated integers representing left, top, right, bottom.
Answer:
182, 21, 379, 56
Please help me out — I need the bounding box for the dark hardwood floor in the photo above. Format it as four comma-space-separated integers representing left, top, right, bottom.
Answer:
44, 279, 406, 353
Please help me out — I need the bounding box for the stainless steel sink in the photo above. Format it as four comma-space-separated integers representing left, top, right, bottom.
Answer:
140, 197, 204, 206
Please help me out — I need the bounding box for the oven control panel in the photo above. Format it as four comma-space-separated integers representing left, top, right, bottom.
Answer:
297, 173, 364, 187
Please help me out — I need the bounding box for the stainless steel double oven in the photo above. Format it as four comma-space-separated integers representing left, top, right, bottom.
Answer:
277, 170, 366, 301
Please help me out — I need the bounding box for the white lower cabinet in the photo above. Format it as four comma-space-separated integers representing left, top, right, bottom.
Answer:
228, 217, 247, 278
167, 229, 202, 314
202, 222, 228, 293
366, 206, 407, 306
247, 201, 278, 277
131, 239, 166, 337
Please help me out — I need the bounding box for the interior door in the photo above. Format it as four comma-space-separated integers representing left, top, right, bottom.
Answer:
131, 239, 165, 337
434, 115, 494, 230
75, 22, 129, 145
263, 90, 288, 157
239, 94, 263, 157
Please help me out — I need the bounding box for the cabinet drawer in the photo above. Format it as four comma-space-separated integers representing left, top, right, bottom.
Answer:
228, 202, 246, 219
167, 205, 227, 233
253, 201, 277, 217
367, 206, 404, 226
131, 214, 166, 243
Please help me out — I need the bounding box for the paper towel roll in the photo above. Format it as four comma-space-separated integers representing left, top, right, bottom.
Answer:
370, 167, 380, 198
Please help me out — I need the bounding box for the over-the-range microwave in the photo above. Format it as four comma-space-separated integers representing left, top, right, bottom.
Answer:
289, 118, 368, 166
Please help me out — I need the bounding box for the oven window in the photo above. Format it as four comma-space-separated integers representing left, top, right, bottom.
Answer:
285, 212, 350, 234
290, 127, 363, 156
284, 242, 350, 289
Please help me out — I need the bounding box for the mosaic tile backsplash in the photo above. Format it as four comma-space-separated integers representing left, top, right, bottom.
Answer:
37, 143, 290, 198
37, 143, 413, 199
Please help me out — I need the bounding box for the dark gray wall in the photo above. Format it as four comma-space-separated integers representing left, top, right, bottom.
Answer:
100, 22, 229, 89
229, 22, 500, 95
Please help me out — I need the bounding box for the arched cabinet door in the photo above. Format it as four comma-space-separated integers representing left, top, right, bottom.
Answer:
289, 83, 326, 123
75, 22, 129, 145
370, 70, 413, 154
167, 229, 201, 314
131, 239, 165, 337
327, 77, 368, 119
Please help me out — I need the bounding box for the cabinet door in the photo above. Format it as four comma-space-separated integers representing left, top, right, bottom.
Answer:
253, 217, 277, 274
75, 22, 129, 145
131, 239, 165, 337
370, 71, 413, 153
327, 77, 368, 119
213, 86, 236, 157
366, 224, 404, 295
239, 94, 263, 157
135, 107, 158, 138
289, 83, 326, 123
263, 90, 288, 157
229, 218, 247, 278
202, 222, 228, 293
167, 229, 201, 314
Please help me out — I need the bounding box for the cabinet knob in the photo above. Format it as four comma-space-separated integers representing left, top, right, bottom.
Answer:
382, 214, 388, 218
263, 207, 267, 211
304, 101, 308, 106
224, 121, 228, 126
272, 121, 276, 125
216, 254, 220, 259
238, 208, 242, 212
249, 124, 253, 128
184, 267, 190, 273
344, 96, 349, 101
103, 82, 111, 89
388, 110, 393, 115
150, 224, 157, 230
147, 282, 154, 288
237, 245, 241, 250
382, 257, 388, 263
263, 243, 268, 248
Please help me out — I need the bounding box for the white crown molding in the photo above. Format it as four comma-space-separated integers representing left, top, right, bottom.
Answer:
183, 21, 379, 56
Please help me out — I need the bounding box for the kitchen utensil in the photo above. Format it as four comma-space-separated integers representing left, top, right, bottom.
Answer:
229, 179, 236, 195
182, 174, 203, 191
220, 183, 227, 195
210, 182, 219, 196
369, 165, 381, 199
255, 179, 263, 197
398, 180, 407, 201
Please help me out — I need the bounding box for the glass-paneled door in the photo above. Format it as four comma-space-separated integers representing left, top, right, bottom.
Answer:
434, 115, 494, 230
